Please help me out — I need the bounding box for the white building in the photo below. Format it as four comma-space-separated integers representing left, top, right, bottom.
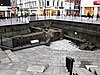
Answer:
0, 6, 11, 17
81, 0, 100, 17
17, 0, 65, 16
64, 1, 74, 16
0, 0, 11, 17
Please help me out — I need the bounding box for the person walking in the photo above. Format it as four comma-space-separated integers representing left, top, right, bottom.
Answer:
96, 13, 99, 21
87, 12, 90, 20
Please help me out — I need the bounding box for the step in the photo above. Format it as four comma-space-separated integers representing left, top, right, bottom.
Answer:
94, 68, 100, 75
85, 65, 98, 70
5, 50, 20, 62
73, 68, 94, 75
89, 67, 100, 75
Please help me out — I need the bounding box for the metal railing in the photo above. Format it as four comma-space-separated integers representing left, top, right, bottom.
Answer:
0, 16, 29, 26
0, 16, 100, 26
28, 15, 100, 24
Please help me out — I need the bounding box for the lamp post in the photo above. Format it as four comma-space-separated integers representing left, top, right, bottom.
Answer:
44, 0, 46, 19
20, 0, 22, 16
70, 0, 71, 17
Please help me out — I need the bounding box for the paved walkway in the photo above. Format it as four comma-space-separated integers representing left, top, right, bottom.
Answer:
0, 39, 100, 75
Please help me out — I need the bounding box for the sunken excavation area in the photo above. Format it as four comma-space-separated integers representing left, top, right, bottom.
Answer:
0, 26, 63, 51
0, 20, 100, 51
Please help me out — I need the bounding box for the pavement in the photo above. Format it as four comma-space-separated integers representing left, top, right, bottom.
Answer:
0, 39, 100, 75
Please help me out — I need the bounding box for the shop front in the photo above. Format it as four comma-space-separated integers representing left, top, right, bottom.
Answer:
20, 8, 29, 16
0, 11, 5, 17
39, 9, 56, 16
0, 6, 11, 17
81, 0, 100, 17
85, 7, 94, 16
74, 4, 80, 16
38, 10, 44, 16
46, 9, 54, 16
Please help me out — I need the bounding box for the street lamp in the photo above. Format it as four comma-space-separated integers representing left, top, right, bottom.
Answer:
45, 0, 46, 19
20, 0, 22, 16
70, 0, 71, 16
20, 0, 23, 22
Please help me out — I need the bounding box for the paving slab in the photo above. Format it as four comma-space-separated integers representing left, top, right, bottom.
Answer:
27, 65, 47, 73
0, 70, 16, 75
0, 58, 11, 63
5, 50, 20, 62
15, 70, 32, 75
0, 48, 8, 60
11, 64, 28, 71
73, 68, 94, 75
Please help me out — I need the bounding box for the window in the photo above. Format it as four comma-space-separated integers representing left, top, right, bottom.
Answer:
57, 1, 59, 6
53, 1, 54, 6
61, 1, 63, 7
33, 1, 36, 7
47, 1, 49, 6
42, 0, 44, 6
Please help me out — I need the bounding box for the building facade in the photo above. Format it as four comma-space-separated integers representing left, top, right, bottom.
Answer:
0, 0, 11, 17
17, 0, 66, 16
81, 0, 100, 17
11, 0, 18, 17
17, 0, 80, 16
65, 0, 80, 16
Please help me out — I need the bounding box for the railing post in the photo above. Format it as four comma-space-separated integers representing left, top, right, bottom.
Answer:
12, 38, 14, 48
70, 58, 74, 75
66, 57, 75, 75
1, 36, 2, 45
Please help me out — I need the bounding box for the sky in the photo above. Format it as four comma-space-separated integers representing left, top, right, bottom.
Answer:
0, 0, 11, 6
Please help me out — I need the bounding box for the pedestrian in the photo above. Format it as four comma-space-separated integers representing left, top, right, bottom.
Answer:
96, 13, 99, 21
74, 13, 76, 19
87, 12, 90, 20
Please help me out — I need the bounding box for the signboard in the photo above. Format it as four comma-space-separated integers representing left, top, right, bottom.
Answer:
93, 0, 100, 5
74, 5, 80, 10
